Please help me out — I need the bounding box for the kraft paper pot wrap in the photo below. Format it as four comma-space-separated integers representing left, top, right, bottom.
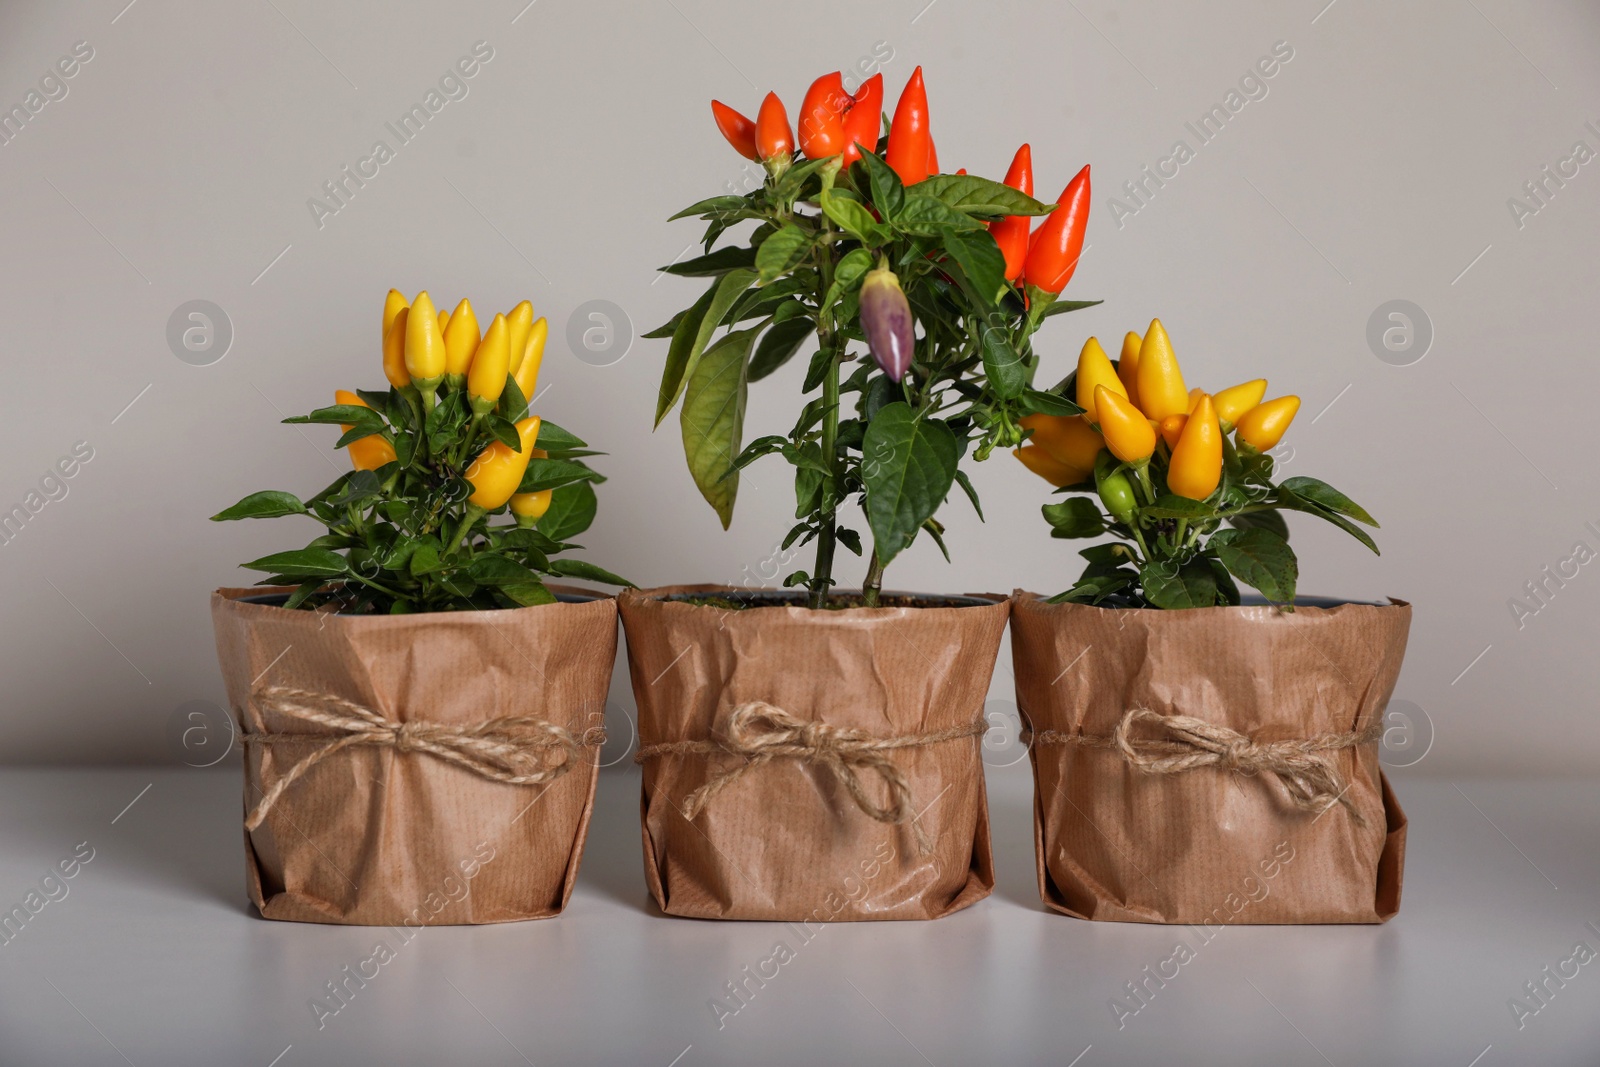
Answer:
1010, 593, 1410, 925
210, 586, 616, 926
619, 585, 1006, 921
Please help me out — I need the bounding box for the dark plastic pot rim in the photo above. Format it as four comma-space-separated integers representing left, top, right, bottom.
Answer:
655, 588, 999, 609
236, 591, 603, 613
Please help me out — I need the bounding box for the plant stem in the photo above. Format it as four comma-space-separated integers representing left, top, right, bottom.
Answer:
809, 224, 840, 611
862, 547, 884, 607
1133, 463, 1156, 505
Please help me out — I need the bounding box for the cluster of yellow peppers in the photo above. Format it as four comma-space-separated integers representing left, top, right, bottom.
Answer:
339, 289, 555, 526
1015, 319, 1301, 500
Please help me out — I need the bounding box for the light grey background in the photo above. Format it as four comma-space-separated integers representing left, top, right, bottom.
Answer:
0, 0, 1596, 770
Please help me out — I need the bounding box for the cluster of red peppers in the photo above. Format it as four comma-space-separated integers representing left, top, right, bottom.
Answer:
711, 67, 1091, 298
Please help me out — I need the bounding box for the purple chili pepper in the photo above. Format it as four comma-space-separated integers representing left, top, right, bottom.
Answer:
859, 267, 914, 382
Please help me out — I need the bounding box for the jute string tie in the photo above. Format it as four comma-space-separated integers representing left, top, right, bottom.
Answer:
1028, 707, 1382, 824
240, 686, 605, 831
633, 701, 985, 853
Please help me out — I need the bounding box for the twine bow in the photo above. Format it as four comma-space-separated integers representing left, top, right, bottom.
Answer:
634, 701, 985, 854
240, 686, 605, 831
1031, 708, 1382, 824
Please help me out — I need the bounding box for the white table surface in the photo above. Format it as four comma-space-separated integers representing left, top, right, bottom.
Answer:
0, 764, 1595, 1066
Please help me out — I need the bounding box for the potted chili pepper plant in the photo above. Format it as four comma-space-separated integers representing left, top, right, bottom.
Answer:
1010, 318, 1408, 923
210, 289, 630, 925
623, 67, 1097, 920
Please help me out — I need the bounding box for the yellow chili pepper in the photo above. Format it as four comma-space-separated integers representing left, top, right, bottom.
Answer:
1095, 385, 1156, 464
1235, 395, 1300, 451
1075, 337, 1126, 425
405, 291, 446, 404
512, 316, 548, 401
1167, 394, 1222, 500
1212, 379, 1268, 426
466, 416, 542, 510
506, 301, 535, 374
438, 309, 451, 335
383, 289, 408, 343
509, 450, 551, 527
1135, 318, 1187, 420
1020, 413, 1103, 472
382, 307, 411, 389
442, 297, 480, 387
1187, 387, 1205, 414
1014, 444, 1088, 488
468, 313, 511, 415
334, 390, 397, 472
1117, 331, 1142, 409
1158, 413, 1187, 450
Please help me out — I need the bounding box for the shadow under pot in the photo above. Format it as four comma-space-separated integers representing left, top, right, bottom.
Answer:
209, 585, 617, 925
1009, 592, 1411, 924
618, 585, 1007, 921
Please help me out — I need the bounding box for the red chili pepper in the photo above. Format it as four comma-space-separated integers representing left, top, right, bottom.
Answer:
989, 143, 1033, 282
798, 72, 849, 159
926, 136, 939, 177
885, 66, 930, 185
840, 74, 883, 166
710, 100, 758, 161
755, 91, 793, 162
1023, 164, 1091, 294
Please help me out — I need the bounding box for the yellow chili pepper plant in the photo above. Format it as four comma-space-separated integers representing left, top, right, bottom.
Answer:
212, 289, 630, 612
1016, 318, 1378, 608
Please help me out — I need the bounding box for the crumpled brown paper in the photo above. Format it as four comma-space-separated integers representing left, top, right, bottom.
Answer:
1010, 592, 1410, 924
210, 586, 616, 925
619, 585, 1007, 921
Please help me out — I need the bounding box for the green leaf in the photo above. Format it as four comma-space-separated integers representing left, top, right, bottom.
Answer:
660, 245, 757, 277
669, 195, 751, 222
1037, 298, 1104, 322
536, 482, 597, 542
533, 421, 587, 452
913, 174, 1054, 217
241, 548, 348, 578
1080, 543, 1139, 567
1043, 497, 1106, 538
858, 150, 905, 219
1280, 477, 1378, 527
1211, 527, 1298, 603
1227, 509, 1290, 542
680, 327, 757, 528
942, 230, 1007, 306
1141, 494, 1216, 519
836, 527, 863, 556
517, 459, 604, 494
211, 490, 307, 521
1020, 389, 1085, 417
655, 270, 757, 425
895, 194, 986, 236
1283, 503, 1380, 555
467, 555, 555, 606
978, 321, 1027, 400
860, 403, 960, 564
547, 558, 634, 587
328, 470, 381, 508
284, 404, 383, 428
802, 344, 836, 393
408, 538, 444, 578
954, 470, 983, 520
485, 415, 522, 452
819, 189, 886, 246
749, 317, 814, 382
1140, 558, 1222, 609
1051, 570, 1136, 604
755, 224, 813, 283
822, 247, 874, 311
